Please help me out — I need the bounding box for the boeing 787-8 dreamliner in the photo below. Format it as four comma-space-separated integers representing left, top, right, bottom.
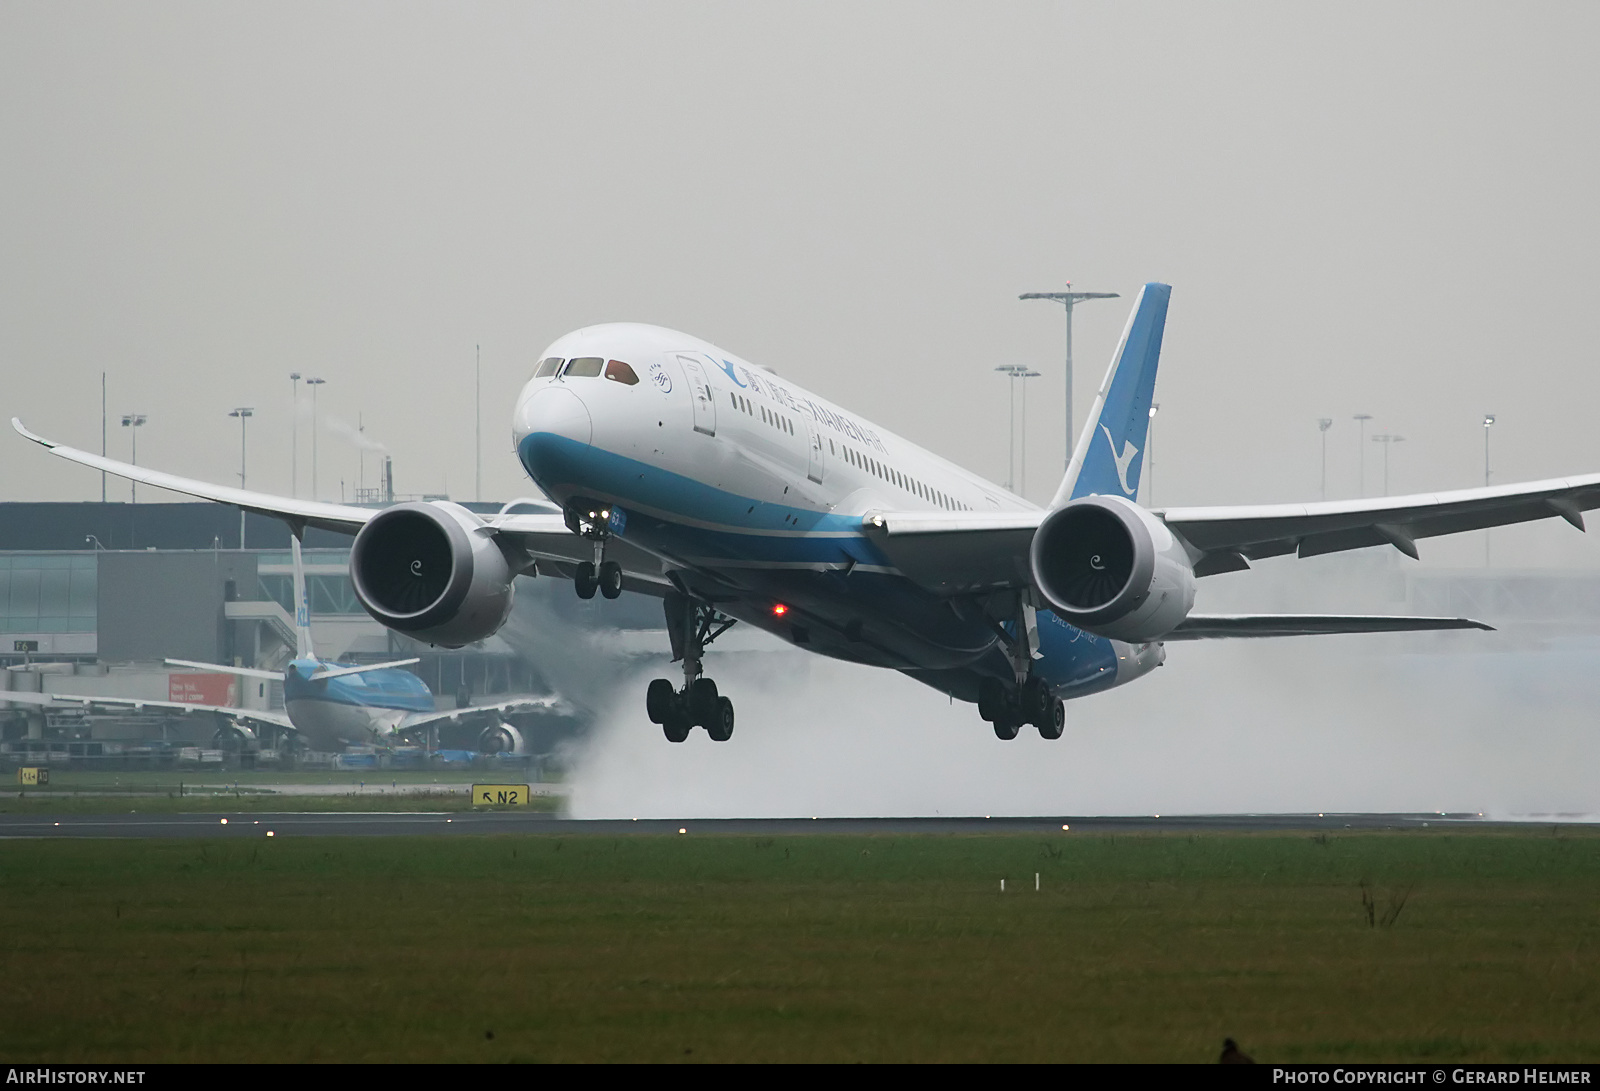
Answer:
18, 284, 1600, 741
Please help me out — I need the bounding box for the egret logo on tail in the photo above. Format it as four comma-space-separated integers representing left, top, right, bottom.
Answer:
1100, 425, 1140, 496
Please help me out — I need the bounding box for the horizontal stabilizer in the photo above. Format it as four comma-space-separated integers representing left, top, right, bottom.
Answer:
310, 658, 422, 681
165, 658, 283, 681
1164, 614, 1493, 640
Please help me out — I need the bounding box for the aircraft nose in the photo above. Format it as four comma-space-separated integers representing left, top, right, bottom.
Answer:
516, 385, 592, 446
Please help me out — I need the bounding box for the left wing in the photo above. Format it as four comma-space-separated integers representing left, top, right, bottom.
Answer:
1163, 614, 1493, 640
0, 688, 294, 730
1163, 478, 1600, 576
861, 465, 1600, 594
398, 695, 568, 732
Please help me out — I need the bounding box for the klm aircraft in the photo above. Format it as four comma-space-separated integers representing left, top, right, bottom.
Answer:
4, 537, 555, 753
17, 284, 1600, 742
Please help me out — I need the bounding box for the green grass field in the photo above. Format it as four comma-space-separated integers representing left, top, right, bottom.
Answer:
0, 831, 1595, 1063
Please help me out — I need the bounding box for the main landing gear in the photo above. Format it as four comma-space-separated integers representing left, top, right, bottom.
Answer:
565, 501, 623, 600
647, 592, 738, 743
972, 593, 1064, 740
978, 676, 1065, 741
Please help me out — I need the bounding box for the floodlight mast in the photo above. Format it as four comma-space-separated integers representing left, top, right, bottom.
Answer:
1020, 286, 1120, 473
994, 365, 1039, 493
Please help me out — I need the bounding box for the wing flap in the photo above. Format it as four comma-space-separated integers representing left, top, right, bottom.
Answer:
861, 511, 1041, 594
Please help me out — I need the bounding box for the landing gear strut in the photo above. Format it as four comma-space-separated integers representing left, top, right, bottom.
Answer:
566, 501, 623, 600
646, 592, 738, 742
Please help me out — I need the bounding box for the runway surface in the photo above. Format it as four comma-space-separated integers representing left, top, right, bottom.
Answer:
0, 811, 1586, 839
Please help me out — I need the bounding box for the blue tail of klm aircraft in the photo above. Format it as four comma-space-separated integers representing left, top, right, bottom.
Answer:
1054, 282, 1170, 506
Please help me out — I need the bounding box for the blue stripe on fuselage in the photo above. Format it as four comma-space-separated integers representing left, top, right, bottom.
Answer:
519, 431, 888, 568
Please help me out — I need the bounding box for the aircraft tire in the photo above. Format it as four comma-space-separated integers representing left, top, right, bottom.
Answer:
662, 713, 692, 743
992, 716, 1020, 741
1037, 698, 1065, 740
574, 562, 598, 600
977, 677, 1006, 722
1023, 677, 1053, 726
689, 677, 720, 727
646, 678, 675, 724
599, 561, 623, 599
707, 696, 735, 742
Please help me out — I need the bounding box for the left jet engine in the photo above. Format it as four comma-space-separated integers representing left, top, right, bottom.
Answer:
349, 501, 516, 647
477, 721, 527, 756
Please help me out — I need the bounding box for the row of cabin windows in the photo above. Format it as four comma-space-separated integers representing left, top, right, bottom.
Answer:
729, 392, 793, 435
534, 356, 640, 385
830, 439, 970, 511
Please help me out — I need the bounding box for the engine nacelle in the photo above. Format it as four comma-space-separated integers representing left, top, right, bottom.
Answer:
477, 721, 527, 756
349, 501, 516, 648
1029, 495, 1196, 642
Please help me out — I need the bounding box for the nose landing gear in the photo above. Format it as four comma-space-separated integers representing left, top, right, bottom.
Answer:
566, 500, 624, 600
647, 592, 739, 742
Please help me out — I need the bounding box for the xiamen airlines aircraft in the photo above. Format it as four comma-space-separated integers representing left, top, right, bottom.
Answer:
2, 537, 555, 753
17, 284, 1600, 742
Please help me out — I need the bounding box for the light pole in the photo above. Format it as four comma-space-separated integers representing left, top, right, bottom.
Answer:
1018, 368, 1040, 497
289, 372, 301, 497
476, 344, 482, 503
1019, 285, 1120, 471
1372, 433, 1405, 496
1146, 404, 1160, 506
120, 414, 147, 502
1484, 414, 1496, 566
1353, 413, 1373, 496
305, 377, 325, 500
994, 364, 1028, 492
1318, 419, 1333, 500
230, 407, 254, 547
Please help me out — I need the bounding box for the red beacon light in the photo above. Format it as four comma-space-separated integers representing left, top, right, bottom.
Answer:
771, 603, 789, 617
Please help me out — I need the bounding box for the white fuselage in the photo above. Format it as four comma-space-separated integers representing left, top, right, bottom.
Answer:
511, 324, 1159, 704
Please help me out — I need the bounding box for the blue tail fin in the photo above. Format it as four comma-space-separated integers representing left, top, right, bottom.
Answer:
1053, 282, 1170, 506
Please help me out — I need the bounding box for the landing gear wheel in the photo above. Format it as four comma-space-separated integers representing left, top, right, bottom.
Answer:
646, 678, 675, 724
1037, 698, 1065, 740
1022, 677, 1054, 727
662, 713, 691, 743
707, 696, 735, 742
977, 677, 1006, 723
992, 716, 1021, 741
689, 677, 720, 727
598, 561, 623, 599
574, 561, 598, 600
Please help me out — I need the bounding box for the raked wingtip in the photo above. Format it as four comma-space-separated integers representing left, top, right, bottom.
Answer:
10, 418, 51, 446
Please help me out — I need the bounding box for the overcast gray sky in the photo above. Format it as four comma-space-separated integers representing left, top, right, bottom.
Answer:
5, 2, 1599, 568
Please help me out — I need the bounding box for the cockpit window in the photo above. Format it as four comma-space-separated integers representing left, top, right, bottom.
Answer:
604, 359, 640, 386
534, 357, 564, 379
563, 356, 604, 378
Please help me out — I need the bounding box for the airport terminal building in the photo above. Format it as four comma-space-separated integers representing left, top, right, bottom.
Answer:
0, 502, 661, 768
